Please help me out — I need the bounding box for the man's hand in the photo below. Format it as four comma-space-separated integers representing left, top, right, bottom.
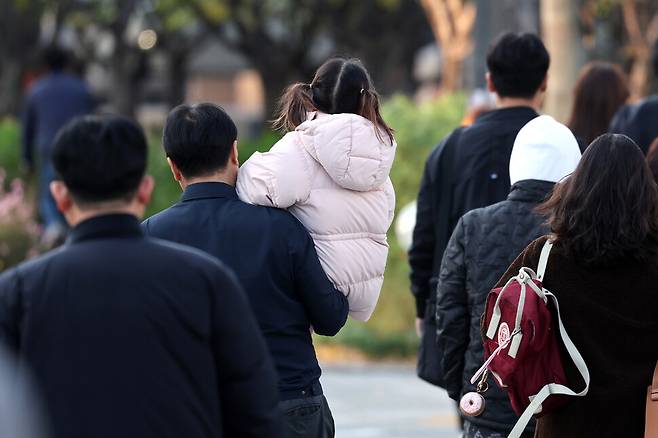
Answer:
415, 317, 424, 338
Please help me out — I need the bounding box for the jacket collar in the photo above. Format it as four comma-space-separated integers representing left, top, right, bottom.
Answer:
181, 182, 238, 202
475, 106, 539, 124
507, 179, 555, 203
67, 213, 142, 244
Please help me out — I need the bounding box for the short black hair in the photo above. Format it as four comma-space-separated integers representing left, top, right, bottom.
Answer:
163, 103, 237, 178
43, 46, 71, 72
486, 33, 550, 98
52, 115, 147, 204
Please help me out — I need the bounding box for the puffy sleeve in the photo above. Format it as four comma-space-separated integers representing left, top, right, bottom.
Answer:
236, 133, 312, 209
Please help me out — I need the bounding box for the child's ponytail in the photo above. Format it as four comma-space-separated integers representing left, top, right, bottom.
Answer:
360, 88, 395, 145
271, 83, 314, 132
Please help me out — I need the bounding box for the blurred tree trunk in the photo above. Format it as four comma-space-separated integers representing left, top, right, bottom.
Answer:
0, 58, 24, 116
541, 0, 586, 122
0, 0, 44, 116
420, 0, 476, 91
622, 0, 658, 101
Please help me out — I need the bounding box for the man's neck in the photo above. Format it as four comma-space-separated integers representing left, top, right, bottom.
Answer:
181, 173, 235, 190
68, 205, 140, 228
495, 96, 538, 111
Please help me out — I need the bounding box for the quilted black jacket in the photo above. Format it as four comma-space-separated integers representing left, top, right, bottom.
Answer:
435, 179, 554, 432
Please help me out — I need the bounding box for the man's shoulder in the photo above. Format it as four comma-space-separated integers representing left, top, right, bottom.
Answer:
460, 199, 525, 234
0, 247, 63, 280
144, 198, 307, 243
143, 235, 232, 275
633, 95, 658, 118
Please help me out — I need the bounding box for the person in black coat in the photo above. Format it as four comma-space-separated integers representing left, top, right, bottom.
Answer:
142, 103, 348, 438
409, 32, 549, 386
609, 40, 658, 154
0, 115, 281, 438
436, 115, 581, 438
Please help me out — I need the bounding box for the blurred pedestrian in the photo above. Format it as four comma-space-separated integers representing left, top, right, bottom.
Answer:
21, 46, 94, 247
143, 103, 348, 438
567, 62, 628, 151
461, 88, 496, 126
238, 57, 395, 323
646, 136, 658, 184
436, 115, 581, 438
609, 40, 658, 153
0, 115, 282, 438
409, 32, 549, 389
497, 133, 658, 437
0, 345, 48, 438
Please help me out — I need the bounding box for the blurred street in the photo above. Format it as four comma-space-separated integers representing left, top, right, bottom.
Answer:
322, 363, 460, 438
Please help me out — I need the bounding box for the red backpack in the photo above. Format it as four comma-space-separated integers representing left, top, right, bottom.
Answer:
467, 240, 590, 438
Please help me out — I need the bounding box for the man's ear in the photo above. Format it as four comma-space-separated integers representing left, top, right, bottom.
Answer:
485, 72, 496, 93
166, 157, 183, 182
230, 140, 239, 166
136, 175, 154, 207
50, 180, 73, 214
539, 74, 548, 93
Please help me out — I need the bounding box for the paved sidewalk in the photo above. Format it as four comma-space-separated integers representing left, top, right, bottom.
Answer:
321, 363, 460, 438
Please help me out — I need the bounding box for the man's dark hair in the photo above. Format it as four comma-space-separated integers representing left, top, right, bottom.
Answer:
486, 32, 550, 98
163, 103, 237, 178
52, 115, 147, 204
43, 46, 71, 72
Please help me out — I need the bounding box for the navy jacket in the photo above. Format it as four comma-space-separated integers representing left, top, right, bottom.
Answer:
609, 95, 658, 154
22, 72, 94, 166
0, 214, 281, 438
409, 106, 539, 318
143, 182, 349, 395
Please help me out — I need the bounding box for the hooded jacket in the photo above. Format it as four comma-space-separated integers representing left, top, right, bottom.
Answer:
237, 112, 396, 321
435, 116, 581, 432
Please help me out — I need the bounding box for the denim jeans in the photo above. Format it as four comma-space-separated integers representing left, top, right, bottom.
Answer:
279, 394, 335, 438
38, 159, 66, 229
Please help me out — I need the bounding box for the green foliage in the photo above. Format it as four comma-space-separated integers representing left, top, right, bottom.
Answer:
0, 118, 22, 187
0, 117, 41, 273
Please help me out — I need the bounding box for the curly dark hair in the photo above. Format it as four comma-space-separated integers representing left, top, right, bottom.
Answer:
538, 133, 658, 267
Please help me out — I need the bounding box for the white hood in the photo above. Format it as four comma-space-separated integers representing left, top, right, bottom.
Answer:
296, 112, 396, 192
509, 115, 581, 185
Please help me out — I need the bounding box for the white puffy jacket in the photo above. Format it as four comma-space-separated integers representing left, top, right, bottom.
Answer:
237, 112, 396, 321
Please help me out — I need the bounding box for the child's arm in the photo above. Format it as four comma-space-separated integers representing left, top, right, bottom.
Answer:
236, 135, 312, 208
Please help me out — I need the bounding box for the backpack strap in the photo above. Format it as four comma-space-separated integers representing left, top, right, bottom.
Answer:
537, 239, 553, 282
506, 290, 590, 438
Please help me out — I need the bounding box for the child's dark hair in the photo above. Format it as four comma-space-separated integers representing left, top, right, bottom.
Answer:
272, 58, 394, 144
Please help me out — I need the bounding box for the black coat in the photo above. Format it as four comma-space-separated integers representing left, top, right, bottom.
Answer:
609, 95, 658, 154
436, 180, 554, 432
409, 106, 539, 318
143, 182, 349, 396
0, 214, 282, 438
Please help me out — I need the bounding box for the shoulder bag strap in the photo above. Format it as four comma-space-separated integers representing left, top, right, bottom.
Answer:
645, 362, 658, 438
537, 239, 553, 282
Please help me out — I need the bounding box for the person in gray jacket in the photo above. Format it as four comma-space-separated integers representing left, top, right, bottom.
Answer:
435, 115, 581, 438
